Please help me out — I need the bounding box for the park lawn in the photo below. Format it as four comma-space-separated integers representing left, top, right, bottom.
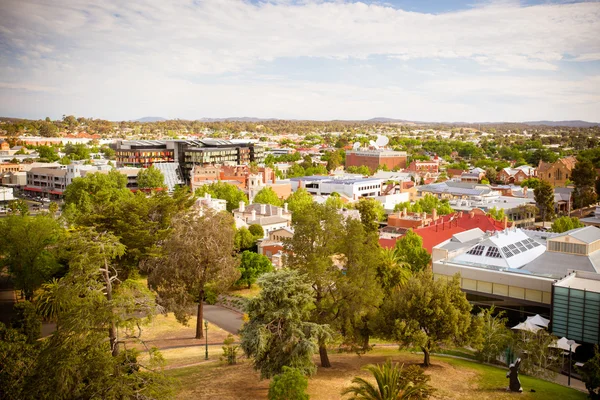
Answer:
123, 312, 235, 351
229, 284, 261, 299
167, 348, 587, 400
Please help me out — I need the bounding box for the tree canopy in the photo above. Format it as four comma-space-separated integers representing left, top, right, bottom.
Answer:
393, 230, 431, 273
534, 180, 555, 227
137, 165, 166, 190
551, 216, 585, 233
235, 251, 273, 288
195, 182, 248, 212
253, 187, 284, 206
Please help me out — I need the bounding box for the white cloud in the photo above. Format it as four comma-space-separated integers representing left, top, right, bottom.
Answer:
0, 0, 599, 120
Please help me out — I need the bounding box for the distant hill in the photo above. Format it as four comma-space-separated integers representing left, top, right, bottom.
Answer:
522, 120, 599, 128
135, 117, 167, 122
368, 117, 413, 123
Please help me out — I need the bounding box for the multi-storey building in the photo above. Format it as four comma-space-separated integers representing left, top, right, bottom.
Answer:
345, 149, 407, 172
114, 140, 175, 168
25, 167, 68, 198
538, 156, 577, 188
290, 176, 383, 200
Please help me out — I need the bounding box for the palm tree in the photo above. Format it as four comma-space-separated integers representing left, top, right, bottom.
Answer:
341, 359, 429, 400
377, 249, 411, 293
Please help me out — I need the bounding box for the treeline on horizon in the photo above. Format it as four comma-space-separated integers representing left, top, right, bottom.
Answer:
1, 115, 599, 138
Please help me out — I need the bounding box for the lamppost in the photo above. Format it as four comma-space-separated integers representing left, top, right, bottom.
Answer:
204, 319, 209, 360
567, 339, 576, 386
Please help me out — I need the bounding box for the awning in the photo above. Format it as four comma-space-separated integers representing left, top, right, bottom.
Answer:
526, 314, 550, 328
512, 321, 543, 333
24, 187, 43, 192
49, 190, 63, 195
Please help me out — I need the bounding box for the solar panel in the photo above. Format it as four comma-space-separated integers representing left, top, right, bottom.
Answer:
532, 241, 540, 247
524, 241, 534, 249
467, 245, 485, 256
485, 246, 502, 258
516, 242, 527, 252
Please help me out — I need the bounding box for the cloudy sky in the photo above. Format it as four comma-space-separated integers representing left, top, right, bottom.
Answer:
0, 0, 599, 122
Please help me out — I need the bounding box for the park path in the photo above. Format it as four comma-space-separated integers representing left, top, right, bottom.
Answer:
203, 304, 244, 334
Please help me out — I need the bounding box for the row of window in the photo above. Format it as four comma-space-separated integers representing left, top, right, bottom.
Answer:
547, 240, 587, 255
358, 185, 380, 191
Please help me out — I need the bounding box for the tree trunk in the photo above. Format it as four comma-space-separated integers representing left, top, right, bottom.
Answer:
196, 292, 204, 339
422, 347, 431, 367
319, 343, 331, 368
101, 254, 119, 357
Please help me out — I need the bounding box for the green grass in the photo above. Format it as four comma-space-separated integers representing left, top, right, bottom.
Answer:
443, 357, 587, 400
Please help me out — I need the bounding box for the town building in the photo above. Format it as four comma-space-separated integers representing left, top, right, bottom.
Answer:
581, 206, 600, 228
497, 165, 537, 185
432, 225, 600, 343
538, 156, 577, 187
0, 163, 23, 173
0, 186, 15, 203
114, 140, 175, 168
381, 209, 509, 252
195, 193, 227, 213
0, 140, 10, 151
0, 171, 26, 187
290, 176, 382, 200
407, 158, 439, 174
345, 149, 407, 172
232, 202, 292, 238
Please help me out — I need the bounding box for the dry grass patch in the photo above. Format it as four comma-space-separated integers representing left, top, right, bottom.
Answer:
168, 348, 586, 400
229, 284, 261, 299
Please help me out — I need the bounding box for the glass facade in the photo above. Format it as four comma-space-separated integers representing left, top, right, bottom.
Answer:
552, 286, 600, 344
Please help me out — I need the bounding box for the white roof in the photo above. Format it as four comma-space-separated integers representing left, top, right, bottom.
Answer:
452, 228, 546, 270
526, 314, 550, 328
549, 337, 581, 352
512, 320, 543, 333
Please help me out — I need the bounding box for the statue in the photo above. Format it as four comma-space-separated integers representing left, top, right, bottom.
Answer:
506, 358, 523, 392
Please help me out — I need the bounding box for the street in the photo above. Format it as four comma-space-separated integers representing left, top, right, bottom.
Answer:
203, 304, 244, 334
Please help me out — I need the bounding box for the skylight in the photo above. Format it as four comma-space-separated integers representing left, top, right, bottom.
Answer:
467, 245, 485, 256
486, 246, 502, 258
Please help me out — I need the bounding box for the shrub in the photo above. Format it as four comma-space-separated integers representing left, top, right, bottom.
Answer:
11, 301, 41, 343
268, 367, 309, 400
220, 334, 239, 365
578, 345, 600, 400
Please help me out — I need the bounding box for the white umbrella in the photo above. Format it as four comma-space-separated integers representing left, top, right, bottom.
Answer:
526, 314, 550, 328
549, 337, 581, 352
512, 321, 543, 333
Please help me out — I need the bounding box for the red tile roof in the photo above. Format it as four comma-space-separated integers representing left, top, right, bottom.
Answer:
380, 210, 509, 253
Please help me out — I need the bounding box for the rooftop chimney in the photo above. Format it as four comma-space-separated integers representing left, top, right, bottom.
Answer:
470, 210, 475, 219
260, 204, 267, 215
239, 201, 245, 212
522, 186, 528, 196
432, 208, 437, 222
205, 193, 211, 200
278, 207, 283, 217
251, 209, 256, 220
503, 216, 508, 230
284, 203, 288, 212
403, 207, 408, 217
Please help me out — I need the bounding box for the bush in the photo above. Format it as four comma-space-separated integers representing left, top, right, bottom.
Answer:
398, 364, 435, 398
578, 345, 600, 400
11, 301, 41, 343
204, 287, 218, 305
268, 367, 309, 400
220, 334, 239, 365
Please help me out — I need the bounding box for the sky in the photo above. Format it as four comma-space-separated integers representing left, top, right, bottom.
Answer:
0, 0, 599, 122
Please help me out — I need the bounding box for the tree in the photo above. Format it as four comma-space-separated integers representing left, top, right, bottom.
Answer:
514, 330, 561, 379
572, 159, 598, 209
38, 122, 58, 137
240, 270, 331, 378
286, 188, 314, 216
195, 181, 248, 212
476, 306, 513, 364
253, 187, 284, 206
578, 345, 600, 400
7, 199, 29, 216
0, 323, 39, 399
551, 216, 585, 233
341, 359, 433, 400
268, 367, 310, 400
137, 165, 166, 190
36, 145, 59, 162
325, 193, 344, 209
248, 224, 264, 238
0, 215, 62, 300
520, 178, 541, 189
377, 248, 411, 294
488, 207, 506, 222
235, 226, 257, 251
64, 143, 91, 160
10, 302, 41, 344
376, 271, 481, 367
147, 210, 239, 339
326, 150, 342, 171
534, 180, 555, 228
236, 251, 273, 288
355, 197, 385, 233
394, 231, 431, 273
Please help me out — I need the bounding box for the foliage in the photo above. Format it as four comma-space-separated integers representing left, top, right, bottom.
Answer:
341, 359, 433, 400
520, 178, 541, 189
514, 330, 561, 379
475, 306, 513, 364
10, 301, 41, 344
240, 270, 332, 378
220, 334, 240, 365
253, 187, 284, 206
268, 366, 310, 400
248, 223, 265, 238
286, 188, 314, 216
572, 159, 598, 209
236, 251, 273, 288
138, 165, 166, 190
0, 215, 62, 300
377, 248, 411, 294
534, 180, 555, 225
355, 198, 386, 232
577, 345, 600, 400
0, 323, 39, 400
393, 195, 453, 216
398, 364, 435, 399
147, 210, 239, 338
235, 227, 257, 251
36, 145, 59, 161
325, 193, 345, 209
376, 272, 481, 366
488, 207, 506, 222
195, 181, 248, 212
393, 231, 431, 273
64, 143, 91, 160
7, 199, 29, 216
551, 216, 585, 233
347, 165, 372, 175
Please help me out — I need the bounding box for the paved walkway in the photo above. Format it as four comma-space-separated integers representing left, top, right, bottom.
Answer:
203, 304, 244, 334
